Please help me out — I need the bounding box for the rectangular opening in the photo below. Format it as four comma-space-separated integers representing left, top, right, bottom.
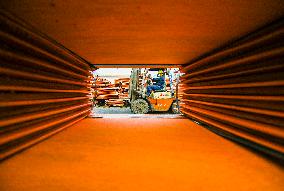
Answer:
90, 67, 183, 118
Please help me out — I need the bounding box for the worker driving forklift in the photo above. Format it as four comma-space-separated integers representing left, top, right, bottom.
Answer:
146, 69, 166, 96
129, 68, 180, 114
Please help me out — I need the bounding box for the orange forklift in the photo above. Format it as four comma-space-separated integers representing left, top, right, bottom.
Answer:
129, 68, 180, 114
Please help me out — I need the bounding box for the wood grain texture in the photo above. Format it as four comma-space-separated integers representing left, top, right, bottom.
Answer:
1, 118, 283, 191
1, 0, 283, 65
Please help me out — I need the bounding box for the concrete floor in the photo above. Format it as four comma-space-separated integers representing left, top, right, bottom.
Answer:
90, 107, 182, 118
92, 107, 133, 114
0, 118, 283, 191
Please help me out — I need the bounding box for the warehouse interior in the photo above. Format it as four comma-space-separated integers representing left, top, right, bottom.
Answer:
91, 68, 132, 114
91, 67, 182, 116
0, 0, 284, 190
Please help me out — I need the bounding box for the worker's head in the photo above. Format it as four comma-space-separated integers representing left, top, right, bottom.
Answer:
157, 69, 164, 77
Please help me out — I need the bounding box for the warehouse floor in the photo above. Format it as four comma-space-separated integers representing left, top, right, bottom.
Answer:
0, 118, 283, 191
90, 107, 182, 118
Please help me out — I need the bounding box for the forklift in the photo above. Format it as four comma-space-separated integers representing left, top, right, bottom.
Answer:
129, 68, 180, 114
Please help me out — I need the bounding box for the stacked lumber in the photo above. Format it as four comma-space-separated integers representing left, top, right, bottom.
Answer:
106, 99, 125, 107
115, 78, 130, 100
93, 77, 130, 107
95, 78, 111, 88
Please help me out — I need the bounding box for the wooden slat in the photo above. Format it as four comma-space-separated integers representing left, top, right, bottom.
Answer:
0, 10, 93, 161
180, 18, 284, 160
181, 27, 284, 73
0, 11, 92, 71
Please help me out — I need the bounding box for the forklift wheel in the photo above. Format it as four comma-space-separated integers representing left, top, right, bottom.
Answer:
171, 100, 180, 114
131, 99, 149, 114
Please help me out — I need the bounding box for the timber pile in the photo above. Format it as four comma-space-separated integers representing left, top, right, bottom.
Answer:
106, 99, 125, 107
115, 78, 130, 100
93, 77, 130, 107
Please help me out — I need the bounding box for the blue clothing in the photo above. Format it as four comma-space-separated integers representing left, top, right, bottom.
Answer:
146, 75, 165, 96
147, 85, 163, 96
152, 75, 165, 87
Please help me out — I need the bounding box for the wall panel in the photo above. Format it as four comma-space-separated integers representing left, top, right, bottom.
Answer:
180, 18, 284, 159
0, 10, 93, 160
